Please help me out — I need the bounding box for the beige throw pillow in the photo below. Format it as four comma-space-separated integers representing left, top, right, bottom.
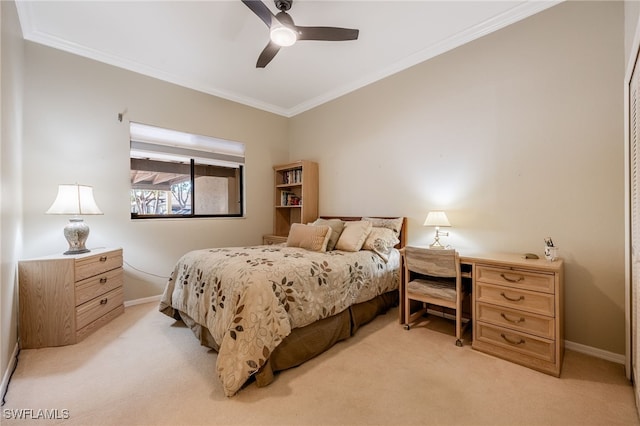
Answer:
286, 224, 331, 252
335, 220, 372, 252
312, 218, 345, 251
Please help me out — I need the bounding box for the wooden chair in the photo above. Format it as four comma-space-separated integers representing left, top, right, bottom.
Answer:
402, 247, 467, 346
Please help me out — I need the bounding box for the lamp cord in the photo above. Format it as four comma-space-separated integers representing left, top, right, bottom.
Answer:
1, 347, 20, 406
123, 260, 169, 279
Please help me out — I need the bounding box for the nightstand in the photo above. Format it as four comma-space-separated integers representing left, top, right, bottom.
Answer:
18, 248, 124, 349
262, 234, 288, 245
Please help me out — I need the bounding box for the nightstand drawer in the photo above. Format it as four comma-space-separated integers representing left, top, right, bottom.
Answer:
476, 323, 555, 363
476, 282, 554, 316
75, 249, 123, 281
76, 287, 124, 330
75, 267, 123, 306
476, 302, 555, 339
263, 235, 288, 245
476, 265, 555, 294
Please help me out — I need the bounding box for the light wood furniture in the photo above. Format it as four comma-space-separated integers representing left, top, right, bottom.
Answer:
467, 253, 564, 376
19, 248, 124, 349
266, 160, 318, 241
398, 251, 564, 376
401, 247, 468, 346
262, 235, 288, 245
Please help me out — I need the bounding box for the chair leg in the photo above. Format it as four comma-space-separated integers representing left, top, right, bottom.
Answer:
404, 296, 411, 331
455, 303, 462, 347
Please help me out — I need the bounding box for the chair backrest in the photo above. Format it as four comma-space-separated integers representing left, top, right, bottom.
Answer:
404, 247, 459, 278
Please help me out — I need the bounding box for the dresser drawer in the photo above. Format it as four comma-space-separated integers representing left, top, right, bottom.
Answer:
476, 323, 555, 363
75, 249, 123, 281
76, 287, 124, 330
476, 302, 555, 339
476, 265, 555, 294
476, 282, 555, 316
75, 267, 123, 306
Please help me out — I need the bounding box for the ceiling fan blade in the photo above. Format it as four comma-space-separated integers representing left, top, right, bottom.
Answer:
256, 41, 281, 68
297, 26, 359, 42
241, 0, 274, 28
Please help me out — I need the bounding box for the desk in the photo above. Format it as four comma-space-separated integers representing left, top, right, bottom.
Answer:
399, 250, 564, 377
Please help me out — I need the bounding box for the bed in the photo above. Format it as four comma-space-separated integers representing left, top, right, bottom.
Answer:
159, 216, 406, 396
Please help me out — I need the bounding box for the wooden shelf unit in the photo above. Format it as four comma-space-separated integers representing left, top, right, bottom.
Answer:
272, 160, 318, 237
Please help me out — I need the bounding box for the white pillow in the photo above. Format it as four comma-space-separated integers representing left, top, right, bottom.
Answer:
363, 227, 400, 261
335, 220, 372, 252
362, 217, 403, 237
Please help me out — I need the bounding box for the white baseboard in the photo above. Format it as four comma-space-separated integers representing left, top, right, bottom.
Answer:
121, 300, 627, 365
564, 340, 625, 364
423, 308, 625, 365
124, 294, 162, 307
1, 342, 20, 402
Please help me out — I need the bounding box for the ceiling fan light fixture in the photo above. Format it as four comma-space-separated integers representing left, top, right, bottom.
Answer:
270, 25, 297, 47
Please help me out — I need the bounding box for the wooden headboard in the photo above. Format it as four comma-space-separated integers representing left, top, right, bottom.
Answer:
319, 216, 407, 249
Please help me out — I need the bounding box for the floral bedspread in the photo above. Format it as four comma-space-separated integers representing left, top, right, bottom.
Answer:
159, 244, 400, 396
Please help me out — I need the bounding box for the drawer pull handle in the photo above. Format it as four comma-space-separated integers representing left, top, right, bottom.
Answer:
99, 256, 108, 262
100, 298, 108, 305
500, 292, 524, 302
500, 273, 524, 283
501, 313, 525, 324
501, 334, 525, 345
99, 277, 108, 284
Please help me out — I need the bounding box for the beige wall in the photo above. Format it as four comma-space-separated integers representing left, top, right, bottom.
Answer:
20, 43, 289, 301
0, 1, 630, 387
289, 1, 625, 354
1, 0, 24, 393
626, 0, 640, 62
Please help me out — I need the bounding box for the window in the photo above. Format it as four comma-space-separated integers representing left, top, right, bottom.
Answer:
129, 122, 245, 218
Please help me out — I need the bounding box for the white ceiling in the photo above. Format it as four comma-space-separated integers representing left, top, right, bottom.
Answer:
16, 0, 561, 117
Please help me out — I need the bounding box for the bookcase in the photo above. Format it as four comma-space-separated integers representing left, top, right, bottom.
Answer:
272, 160, 319, 238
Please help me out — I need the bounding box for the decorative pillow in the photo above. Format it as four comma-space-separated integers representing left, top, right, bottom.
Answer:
362, 217, 403, 237
286, 224, 331, 252
363, 227, 400, 261
335, 220, 372, 252
312, 218, 345, 251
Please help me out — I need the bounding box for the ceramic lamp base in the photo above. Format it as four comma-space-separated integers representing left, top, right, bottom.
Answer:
63, 218, 91, 255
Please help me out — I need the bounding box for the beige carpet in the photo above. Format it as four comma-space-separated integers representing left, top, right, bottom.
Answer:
2, 301, 639, 426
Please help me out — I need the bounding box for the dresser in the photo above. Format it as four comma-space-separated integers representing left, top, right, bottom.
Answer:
19, 248, 124, 349
467, 253, 564, 376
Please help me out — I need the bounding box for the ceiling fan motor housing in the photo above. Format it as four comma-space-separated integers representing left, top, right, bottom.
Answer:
275, 0, 292, 12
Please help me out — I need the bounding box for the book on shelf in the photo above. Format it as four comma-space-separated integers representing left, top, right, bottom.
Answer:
280, 191, 301, 206
282, 169, 302, 185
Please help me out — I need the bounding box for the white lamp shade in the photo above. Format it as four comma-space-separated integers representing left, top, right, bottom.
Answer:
423, 211, 451, 227
46, 184, 103, 215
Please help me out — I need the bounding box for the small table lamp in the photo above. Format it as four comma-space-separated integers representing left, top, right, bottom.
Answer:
46, 184, 103, 255
423, 211, 451, 249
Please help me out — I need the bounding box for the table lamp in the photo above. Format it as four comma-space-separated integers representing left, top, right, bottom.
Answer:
423, 211, 451, 249
46, 184, 103, 255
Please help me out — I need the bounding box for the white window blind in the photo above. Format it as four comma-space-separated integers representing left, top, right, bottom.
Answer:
129, 122, 245, 167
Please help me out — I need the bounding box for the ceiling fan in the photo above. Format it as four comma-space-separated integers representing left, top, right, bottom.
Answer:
242, 0, 359, 68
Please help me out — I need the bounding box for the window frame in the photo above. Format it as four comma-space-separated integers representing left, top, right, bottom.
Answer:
129, 122, 245, 220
